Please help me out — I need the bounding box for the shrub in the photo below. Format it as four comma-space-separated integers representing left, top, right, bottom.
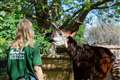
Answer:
0, 37, 8, 58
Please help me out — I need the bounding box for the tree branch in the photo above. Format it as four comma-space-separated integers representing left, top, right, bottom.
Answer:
94, 2, 120, 9
61, 0, 112, 32
92, 0, 112, 8
63, 7, 74, 12
34, 0, 50, 33
49, 0, 61, 21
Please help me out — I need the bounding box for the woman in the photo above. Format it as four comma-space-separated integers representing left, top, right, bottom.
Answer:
7, 19, 44, 80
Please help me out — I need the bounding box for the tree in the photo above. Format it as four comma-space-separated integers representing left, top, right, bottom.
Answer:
24, 0, 120, 32
1, 0, 120, 32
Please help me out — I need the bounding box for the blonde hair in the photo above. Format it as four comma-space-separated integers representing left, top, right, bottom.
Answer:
11, 19, 34, 50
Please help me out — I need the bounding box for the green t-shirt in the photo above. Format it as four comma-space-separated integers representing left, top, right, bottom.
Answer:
7, 45, 42, 80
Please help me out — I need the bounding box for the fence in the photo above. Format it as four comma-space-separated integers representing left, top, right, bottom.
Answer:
42, 55, 73, 80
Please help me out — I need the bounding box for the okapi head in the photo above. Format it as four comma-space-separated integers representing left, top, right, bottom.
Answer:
50, 23, 114, 80
50, 27, 76, 48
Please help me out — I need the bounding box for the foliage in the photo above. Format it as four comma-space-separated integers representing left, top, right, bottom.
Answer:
35, 33, 51, 55
0, 0, 24, 57
0, 13, 23, 40
0, 36, 8, 58
33, 24, 52, 54
74, 24, 85, 44
0, 0, 24, 40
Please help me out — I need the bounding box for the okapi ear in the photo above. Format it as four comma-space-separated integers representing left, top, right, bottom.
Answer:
60, 29, 76, 37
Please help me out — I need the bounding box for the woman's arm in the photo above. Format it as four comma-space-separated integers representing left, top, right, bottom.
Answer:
34, 65, 44, 80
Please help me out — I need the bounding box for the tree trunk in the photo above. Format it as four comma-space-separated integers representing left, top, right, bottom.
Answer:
33, 0, 61, 33
49, 0, 61, 22
34, 0, 50, 33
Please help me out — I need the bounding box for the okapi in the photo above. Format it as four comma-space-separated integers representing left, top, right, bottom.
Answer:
49, 28, 114, 80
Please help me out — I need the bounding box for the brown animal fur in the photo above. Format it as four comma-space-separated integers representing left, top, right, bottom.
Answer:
66, 36, 114, 80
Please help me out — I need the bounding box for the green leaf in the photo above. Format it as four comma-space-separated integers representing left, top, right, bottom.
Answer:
0, 16, 3, 21
0, 11, 6, 17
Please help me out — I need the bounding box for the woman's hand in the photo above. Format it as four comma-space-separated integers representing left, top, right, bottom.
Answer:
34, 65, 44, 80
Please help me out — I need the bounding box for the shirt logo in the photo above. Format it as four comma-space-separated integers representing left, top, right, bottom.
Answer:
9, 49, 24, 60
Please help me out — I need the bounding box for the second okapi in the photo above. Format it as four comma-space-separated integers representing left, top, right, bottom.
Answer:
50, 28, 114, 80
